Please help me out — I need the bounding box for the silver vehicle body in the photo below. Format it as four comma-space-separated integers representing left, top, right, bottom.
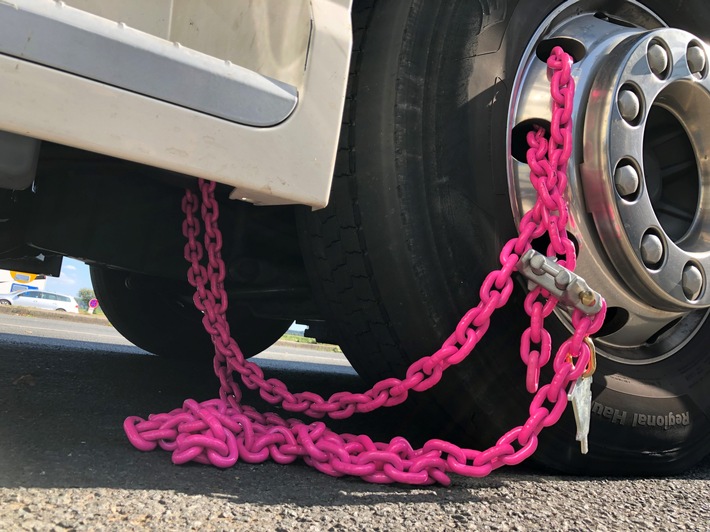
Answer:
0, 290, 80, 313
0, 0, 354, 208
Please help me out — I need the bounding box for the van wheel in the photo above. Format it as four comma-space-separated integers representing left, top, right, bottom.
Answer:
91, 266, 291, 360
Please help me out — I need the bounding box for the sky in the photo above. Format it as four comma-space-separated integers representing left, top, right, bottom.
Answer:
44, 257, 93, 296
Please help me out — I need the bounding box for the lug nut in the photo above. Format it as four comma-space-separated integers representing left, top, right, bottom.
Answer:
615, 164, 640, 197
648, 43, 669, 77
687, 45, 707, 75
640, 233, 664, 267
682, 264, 703, 301
618, 89, 641, 123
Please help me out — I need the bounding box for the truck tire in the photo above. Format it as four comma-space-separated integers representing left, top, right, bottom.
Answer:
91, 266, 291, 360
301, 0, 710, 473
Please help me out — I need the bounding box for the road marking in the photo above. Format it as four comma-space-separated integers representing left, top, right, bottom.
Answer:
0, 321, 122, 340
254, 351, 351, 367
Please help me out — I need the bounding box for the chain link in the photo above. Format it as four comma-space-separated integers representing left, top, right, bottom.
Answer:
124, 47, 606, 485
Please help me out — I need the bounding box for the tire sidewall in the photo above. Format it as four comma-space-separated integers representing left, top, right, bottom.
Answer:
489, 0, 710, 472
353, 0, 710, 472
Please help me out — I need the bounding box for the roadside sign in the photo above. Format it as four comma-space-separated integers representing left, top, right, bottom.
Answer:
10, 271, 36, 283
10, 283, 37, 292
89, 298, 99, 309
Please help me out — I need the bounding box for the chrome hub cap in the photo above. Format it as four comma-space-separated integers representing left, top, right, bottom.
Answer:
508, 2, 710, 359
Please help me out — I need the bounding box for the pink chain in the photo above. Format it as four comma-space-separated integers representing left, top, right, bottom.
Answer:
124, 48, 606, 486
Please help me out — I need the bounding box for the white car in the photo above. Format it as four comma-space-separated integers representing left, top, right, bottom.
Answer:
0, 290, 80, 313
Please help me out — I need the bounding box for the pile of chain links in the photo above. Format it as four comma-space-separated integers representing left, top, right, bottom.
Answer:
124, 48, 606, 486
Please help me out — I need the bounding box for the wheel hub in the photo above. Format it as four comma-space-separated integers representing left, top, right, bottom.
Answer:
583, 28, 710, 311
508, 3, 710, 353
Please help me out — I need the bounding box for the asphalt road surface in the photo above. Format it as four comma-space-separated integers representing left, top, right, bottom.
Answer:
0, 316, 708, 531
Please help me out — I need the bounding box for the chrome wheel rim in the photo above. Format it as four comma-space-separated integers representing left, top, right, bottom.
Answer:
507, 1, 710, 362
